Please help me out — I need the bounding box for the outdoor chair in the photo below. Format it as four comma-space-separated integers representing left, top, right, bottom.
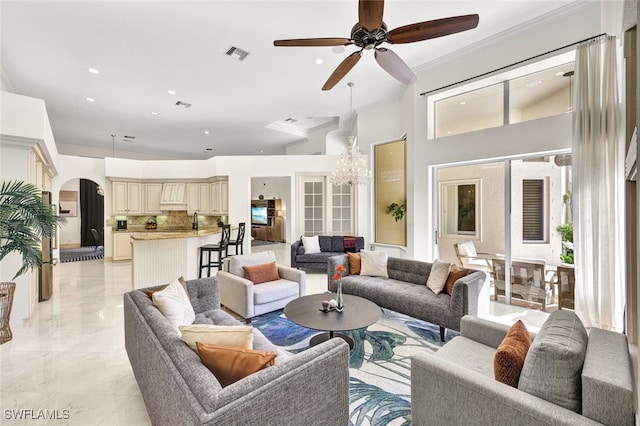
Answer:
556, 265, 575, 310
454, 240, 494, 276
492, 257, 554, 311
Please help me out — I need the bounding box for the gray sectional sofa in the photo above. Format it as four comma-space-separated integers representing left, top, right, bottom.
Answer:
124, 277, 350, 425
291, 235, 364, 269
411, 312, 635, 425
328, 255, 488, 341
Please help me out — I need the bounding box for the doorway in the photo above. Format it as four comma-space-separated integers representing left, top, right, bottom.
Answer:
435, 153, 572, 311
58, 178, 105, 262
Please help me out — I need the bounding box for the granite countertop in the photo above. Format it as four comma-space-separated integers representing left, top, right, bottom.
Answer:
130, 228, 222, 241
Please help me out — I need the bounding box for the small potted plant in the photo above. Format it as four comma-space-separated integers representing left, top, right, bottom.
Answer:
386, 200, 407, 222
0, 181, 64, 344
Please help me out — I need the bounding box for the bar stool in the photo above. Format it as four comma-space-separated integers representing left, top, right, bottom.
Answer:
198, 225, 231, 278
228, 222, 246, 255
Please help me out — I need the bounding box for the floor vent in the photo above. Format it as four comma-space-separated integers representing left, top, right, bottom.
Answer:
225, 46, 250, 61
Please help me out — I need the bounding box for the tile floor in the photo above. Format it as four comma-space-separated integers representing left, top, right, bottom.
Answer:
0, 243, 547, 425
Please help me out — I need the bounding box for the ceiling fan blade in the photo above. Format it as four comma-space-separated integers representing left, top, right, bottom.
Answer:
375, 48, 416, 85
387, 14, 479, 44
322, 51, 362, 91
274, 38, 353, 47
358, 0, 384, 31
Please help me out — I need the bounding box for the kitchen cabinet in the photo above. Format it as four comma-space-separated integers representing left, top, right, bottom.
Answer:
112, 181, 142, 215
211, 180, 229, 214
187, 183, 211, 214
113, 232, 133, 261
160, 183, 186, 205
144, 183, 163, 214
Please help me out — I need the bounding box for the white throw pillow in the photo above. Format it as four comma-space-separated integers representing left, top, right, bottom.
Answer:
359, 250, 389, 278
301, 235, 321, 254
427, 259, 451, 294
179, 324, 254, 351
152, 277, 196, 335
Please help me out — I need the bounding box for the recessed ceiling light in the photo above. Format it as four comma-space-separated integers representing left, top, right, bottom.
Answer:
459, 101, 466, 105
315, 58, 323, 65
204, 130, 210, 135
526, 80, 543, 87
86, 97, 95, 102
151, 111, 159, 116
259, 150, 264, 153
168, 90, 176, 95
88, 68, 100, 74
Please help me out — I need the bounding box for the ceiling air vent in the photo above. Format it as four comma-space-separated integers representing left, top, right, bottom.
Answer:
175, 101, 192, 108
225, 46, 250, 61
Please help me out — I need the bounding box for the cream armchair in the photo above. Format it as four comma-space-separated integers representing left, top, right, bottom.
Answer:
217, 251, 306, 323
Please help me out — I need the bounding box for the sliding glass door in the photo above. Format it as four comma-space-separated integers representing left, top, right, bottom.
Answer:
436, 153, 572, 311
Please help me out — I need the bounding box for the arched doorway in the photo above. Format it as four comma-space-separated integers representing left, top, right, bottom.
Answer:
58, 178, 105, 262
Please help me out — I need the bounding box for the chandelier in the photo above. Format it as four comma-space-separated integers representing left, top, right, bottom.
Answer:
330, 82, 371, 186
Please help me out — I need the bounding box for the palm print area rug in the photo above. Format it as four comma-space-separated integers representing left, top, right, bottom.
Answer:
252, 307, 457, 426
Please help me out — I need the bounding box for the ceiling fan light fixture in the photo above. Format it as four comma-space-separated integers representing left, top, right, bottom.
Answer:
274, 1, 478, 90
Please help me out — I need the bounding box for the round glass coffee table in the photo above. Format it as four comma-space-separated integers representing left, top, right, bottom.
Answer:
284, 293, 381, 349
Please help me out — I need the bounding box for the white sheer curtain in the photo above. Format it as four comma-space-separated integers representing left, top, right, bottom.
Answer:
572, 35, 625, 331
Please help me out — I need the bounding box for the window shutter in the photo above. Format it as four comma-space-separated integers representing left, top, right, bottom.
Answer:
522, 179, 544, 241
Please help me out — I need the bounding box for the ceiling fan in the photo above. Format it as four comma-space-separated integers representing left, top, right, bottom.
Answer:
274, 0, 479, 90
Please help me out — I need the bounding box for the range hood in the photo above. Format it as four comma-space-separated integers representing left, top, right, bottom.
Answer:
159, 183, 187, 210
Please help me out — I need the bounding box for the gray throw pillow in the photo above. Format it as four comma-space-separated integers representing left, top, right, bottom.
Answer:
518, 310, 588, 413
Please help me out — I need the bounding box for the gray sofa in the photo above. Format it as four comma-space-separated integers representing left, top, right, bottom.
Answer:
328, 255, 488, 341
411, 313, 635, 426
124, 277, 350, 425
291, 235, 364, 269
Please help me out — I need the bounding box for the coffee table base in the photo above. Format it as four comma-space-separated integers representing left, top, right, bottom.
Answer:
310, 331, 354, 350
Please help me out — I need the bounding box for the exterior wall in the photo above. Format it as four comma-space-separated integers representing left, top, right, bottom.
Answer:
437, 162, 505, 265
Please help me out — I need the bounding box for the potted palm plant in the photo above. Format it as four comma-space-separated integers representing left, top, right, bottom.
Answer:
0, 181, 63, 344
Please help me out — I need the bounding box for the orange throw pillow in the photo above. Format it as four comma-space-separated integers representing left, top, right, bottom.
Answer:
196, 342, 277, 387
494, 320, 531, 387
242, 261, 280, 284
347, 252, 361, 275
444, 265, 470, 295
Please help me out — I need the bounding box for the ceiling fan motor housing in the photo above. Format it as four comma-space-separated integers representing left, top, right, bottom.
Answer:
351, 22, 388, 49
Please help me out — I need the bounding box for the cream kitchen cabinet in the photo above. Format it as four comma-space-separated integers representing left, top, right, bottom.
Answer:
113, 232, 133, 261
143, 183, 163, 214
112, 181, 142, 215
186, 183, 211, 214
210, 180, 228, 214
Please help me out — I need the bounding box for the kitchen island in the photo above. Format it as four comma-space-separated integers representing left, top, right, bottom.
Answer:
130, 228, 226, 289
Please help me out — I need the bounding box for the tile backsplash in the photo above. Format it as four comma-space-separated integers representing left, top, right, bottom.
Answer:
111, 211, 227, 232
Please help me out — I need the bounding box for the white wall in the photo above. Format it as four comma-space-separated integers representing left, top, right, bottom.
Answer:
58, 179, 81, 247
284, 122, 339, 155
0, 91, 61, 322
0, 146, 38, 322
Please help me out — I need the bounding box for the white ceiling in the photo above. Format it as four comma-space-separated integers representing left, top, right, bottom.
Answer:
1, 1, 582, 160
